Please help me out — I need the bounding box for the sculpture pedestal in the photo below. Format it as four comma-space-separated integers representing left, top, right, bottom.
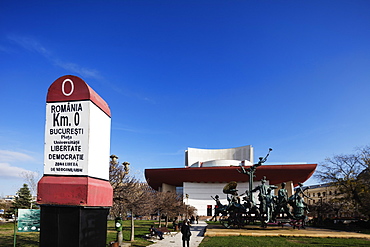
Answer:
39, 205, 110, 247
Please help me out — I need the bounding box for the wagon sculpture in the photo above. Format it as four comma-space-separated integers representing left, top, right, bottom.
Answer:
211, 148, 310, 229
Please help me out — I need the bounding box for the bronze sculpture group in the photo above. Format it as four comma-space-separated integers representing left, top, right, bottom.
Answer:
211, 149, 310, 229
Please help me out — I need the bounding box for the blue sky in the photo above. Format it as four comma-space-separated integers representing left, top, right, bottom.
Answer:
1, 1, 370, 196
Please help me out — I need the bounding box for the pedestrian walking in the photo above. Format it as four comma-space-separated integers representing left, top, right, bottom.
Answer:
181, 220, 191, 247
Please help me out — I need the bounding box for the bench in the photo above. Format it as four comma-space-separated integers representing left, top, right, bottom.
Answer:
158, 227, 176, 237
148, 227, 176, 239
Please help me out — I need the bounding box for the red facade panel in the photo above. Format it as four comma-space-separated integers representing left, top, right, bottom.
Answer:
145, 164, 317, 191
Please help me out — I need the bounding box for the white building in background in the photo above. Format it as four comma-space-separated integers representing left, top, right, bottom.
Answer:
145, 145, 317, 216
185, 145, 254, 168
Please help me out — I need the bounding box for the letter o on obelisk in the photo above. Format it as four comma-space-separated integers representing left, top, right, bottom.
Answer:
62, 79, 74, 96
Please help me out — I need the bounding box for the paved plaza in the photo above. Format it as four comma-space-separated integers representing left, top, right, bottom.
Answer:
148, 221, 370, 247
148, 221, 207, 247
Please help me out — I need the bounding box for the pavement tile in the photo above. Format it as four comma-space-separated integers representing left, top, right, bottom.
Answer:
148, 221, 207, 247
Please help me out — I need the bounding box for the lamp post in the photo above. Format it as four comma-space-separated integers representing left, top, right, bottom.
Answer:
13, 208, 17, 247
123, 162, 130, 174
110, 154, 118, 165
185, 194, 189, 220
115, 215, 123, 246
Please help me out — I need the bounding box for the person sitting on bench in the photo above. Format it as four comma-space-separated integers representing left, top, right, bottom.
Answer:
149, 225, 164, 240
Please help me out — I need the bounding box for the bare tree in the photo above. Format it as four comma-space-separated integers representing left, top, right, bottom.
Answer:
21, 171, 40, 209
109, 155, 155, 241
113, 177, 153, 241
151, 191, 197, 227
315, 146, 370, 219
21, 171, 40, 196
152, 192, 181, 227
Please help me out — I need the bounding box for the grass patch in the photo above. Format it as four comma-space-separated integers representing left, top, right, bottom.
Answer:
107, 219, 161, 246
0, 222, 39, 247
3, 219, 369, 246
0, 220, 167, 247
204, 220, 219, 225
199, 236, 370, 247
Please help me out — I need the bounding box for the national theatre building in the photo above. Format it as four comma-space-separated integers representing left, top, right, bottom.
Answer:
144, 145, 317, 216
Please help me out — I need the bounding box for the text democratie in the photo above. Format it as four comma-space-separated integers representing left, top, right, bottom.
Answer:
46, 102, 87, 173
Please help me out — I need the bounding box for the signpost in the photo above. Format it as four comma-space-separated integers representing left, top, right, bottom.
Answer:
17, 209, 40, 232
37, 75, 113, 247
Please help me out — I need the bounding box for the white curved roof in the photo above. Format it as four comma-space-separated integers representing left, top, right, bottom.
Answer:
185, 145, 254, 167
189, 159, 253, 167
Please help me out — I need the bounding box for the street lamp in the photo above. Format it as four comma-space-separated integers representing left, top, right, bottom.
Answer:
185, 194, 189, 220
110, 154, 118, 164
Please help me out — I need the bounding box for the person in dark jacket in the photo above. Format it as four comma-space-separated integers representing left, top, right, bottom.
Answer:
181, 220, 191, 247
190, 215, 195, 224
149, 225, 164, 240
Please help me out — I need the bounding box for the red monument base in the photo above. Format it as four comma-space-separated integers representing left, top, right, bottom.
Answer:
37, 176, 113, 206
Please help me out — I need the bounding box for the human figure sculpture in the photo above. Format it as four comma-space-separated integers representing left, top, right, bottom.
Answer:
210, 195, 226, 221
222, 181, 244, 212
274, 182, 293, 219
227, 189, 241, 206
241, 190, 264, 226
265, 188, 276, 222
242, 190, 253, 209
227, 186, 246, 215
295, 182, 310, 198
251, 176, 278, 218
214, 148, 311, 229
289, 182, 310, 218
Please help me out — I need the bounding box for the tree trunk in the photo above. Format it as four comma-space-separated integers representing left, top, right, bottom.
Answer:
165, 215, 168, 227
130, 209, 134, 242
158, 214, 162, 228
